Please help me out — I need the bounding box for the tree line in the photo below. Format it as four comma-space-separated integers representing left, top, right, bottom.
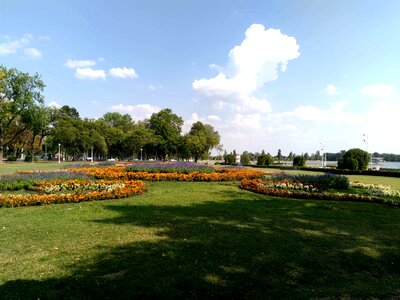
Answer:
0, 66, 221, 162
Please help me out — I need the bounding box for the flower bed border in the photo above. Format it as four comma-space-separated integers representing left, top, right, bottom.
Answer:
0, 179, 146, 208
240, 179, 399, 207
69, 166, 265, 182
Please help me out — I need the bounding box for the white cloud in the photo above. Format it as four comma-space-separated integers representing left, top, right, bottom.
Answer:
208, 115, 220, 121
193, 24, 299, 113
48, 101, 61, 109
360, 84, 395, 97
231, 113, 262, 129
111, 104, 160, 121
0, 34, 31, 56
325, 84, 337, 95
65, 59, 96, 69
234, 95, 272, 113
75, 68, 106, 80
183, 112, 221, 133
109, 67, 138, 79
148, 85, 162, 91
24, 47, 42, 59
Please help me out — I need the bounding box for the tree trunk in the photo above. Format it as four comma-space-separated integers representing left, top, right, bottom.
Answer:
0, 147, 3, 163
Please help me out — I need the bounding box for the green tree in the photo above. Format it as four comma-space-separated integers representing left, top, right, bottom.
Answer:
224, 153, 235, 165
0, 66, 45, 162
288, 151, 294, 161
337, 148, 370, 171
277, 149, 282, 163
257, 153, 273, 166
241, 151, 250, 165
185, 121, 220, 163
23, 105, 49, 162
293, 155, 306, 167
148, 109, 183, 160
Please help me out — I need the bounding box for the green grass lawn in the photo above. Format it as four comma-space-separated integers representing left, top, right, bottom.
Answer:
1, 178, 400, 299
0, 161, 69, 175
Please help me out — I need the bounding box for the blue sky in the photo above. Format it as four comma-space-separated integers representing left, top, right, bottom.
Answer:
2, 0, 400, 155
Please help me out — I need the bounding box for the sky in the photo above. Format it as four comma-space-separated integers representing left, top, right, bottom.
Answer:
2, 0, 400, 156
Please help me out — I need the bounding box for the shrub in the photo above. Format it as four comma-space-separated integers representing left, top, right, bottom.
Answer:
337, 148, 370, 171
224, 154, 235, 165
267, 173, 349, 190
241, 152, 250, 165
7, 155, 17, 161
257, 153, 273, 166
24, 155, 39, 162
293, 155, 306, 167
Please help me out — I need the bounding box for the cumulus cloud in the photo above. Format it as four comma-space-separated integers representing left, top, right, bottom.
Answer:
193, 24, 300, 113
0, 34, 31, 56
208, 115, 220, 121
325, 84, 337, 95
48, 101, 61, 108
24, 47, 42, 59
65, 59, 96, 69
75, 68, 106, 80
111, 104, 160, 121
109, 67, 138, 79
182, 112, 221, 133
360, 84, 395, 97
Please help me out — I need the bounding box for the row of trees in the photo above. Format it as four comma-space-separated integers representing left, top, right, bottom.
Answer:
0, 65, 221, 162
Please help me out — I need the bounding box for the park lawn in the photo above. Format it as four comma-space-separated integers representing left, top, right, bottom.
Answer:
0, 181, 399, 299
0, 162, 68, 175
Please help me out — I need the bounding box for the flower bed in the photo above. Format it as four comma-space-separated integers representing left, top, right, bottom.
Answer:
350, 181, 400, 198
125, 162, 214, 174
0, 179, 146, 208
240, 179, 399, 207
68, 166, 265, 181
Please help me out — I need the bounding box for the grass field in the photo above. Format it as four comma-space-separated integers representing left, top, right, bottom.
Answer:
1, 163, 400, 298
0, 161, 70, 175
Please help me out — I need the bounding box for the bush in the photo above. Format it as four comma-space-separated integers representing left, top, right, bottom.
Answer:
293, 155, 306, 167
268, 173, 349, 190
338, 148, 370, 171
257, 153, 273, 166
24, 155, 39, 162
240, 152, 250, 165
224, 153, 236, 165
7, 155, 17, 161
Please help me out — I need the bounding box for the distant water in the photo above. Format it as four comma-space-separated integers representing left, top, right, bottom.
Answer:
380, 162, 400, 170
307, 161, 400, 170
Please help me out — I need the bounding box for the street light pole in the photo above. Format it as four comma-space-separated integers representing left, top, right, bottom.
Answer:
363, 134, 368, 153
140, 148, 143, 161
58, 143, 61, 164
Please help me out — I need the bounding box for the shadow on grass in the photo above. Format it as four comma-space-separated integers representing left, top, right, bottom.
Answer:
1, 187, 400, 299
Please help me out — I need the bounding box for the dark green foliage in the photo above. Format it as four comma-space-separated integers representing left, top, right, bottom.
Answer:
7, 155, 17, 161
257, 153, 273, 166
240, 151, 250, 165
293, 155, 306, 167
224, 153, 235, 165
338, 148, 370, 171
269, 173, 350, 190
24, 155, 39, 162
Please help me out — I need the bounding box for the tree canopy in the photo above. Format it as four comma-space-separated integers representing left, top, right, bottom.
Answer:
0, 67, 223, 163
0, 65, 46, 162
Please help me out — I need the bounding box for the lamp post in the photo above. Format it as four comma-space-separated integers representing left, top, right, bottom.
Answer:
320, 143, 325, 168
58, 143, 61, 164
91, 146, 94, 162
363, 133, 368, 153
140, 148, 143, 161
